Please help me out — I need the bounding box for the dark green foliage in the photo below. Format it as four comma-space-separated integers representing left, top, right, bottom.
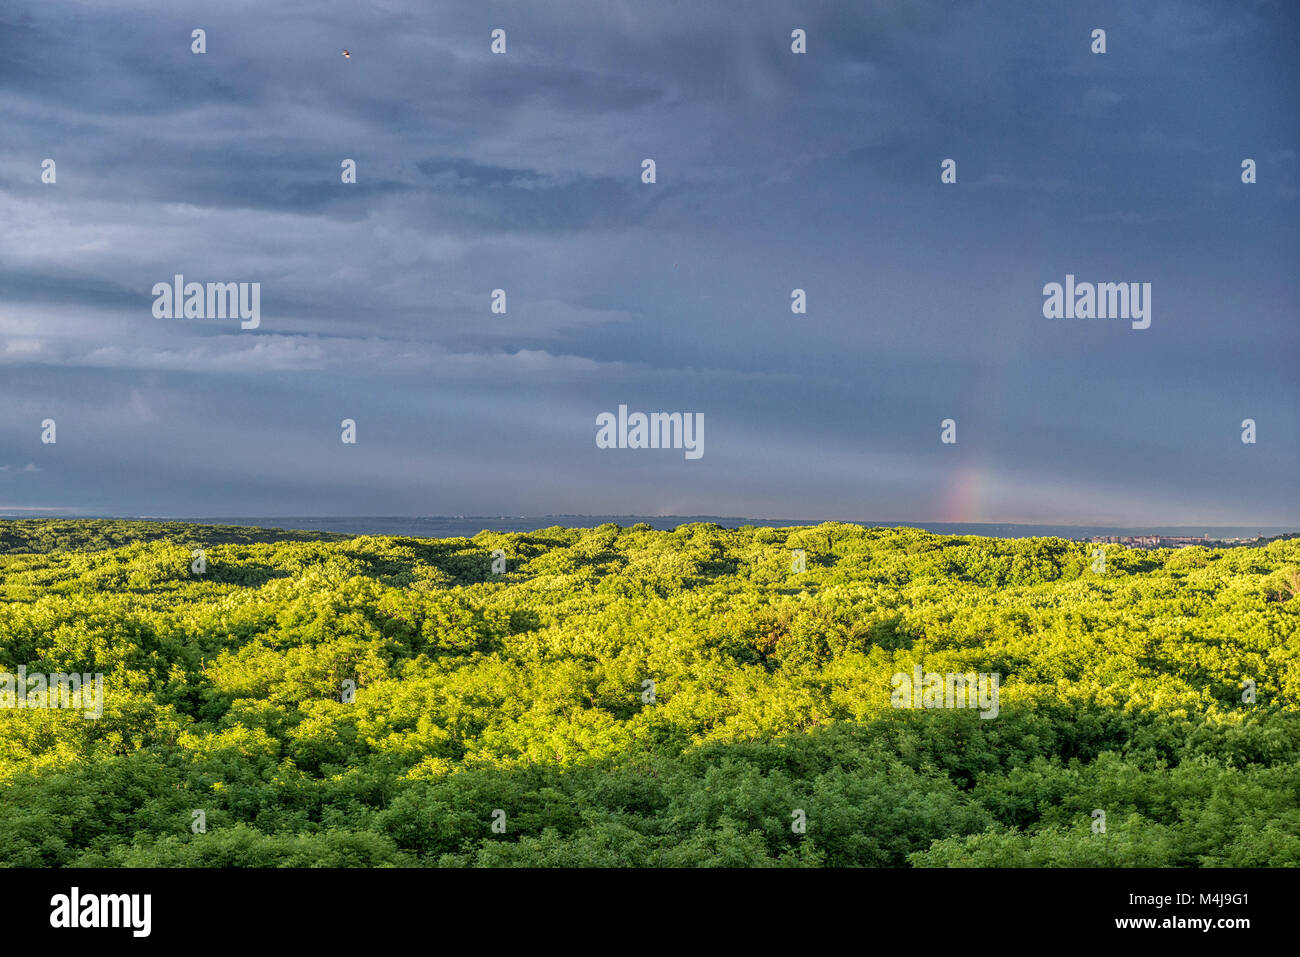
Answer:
0, 519, 345, 556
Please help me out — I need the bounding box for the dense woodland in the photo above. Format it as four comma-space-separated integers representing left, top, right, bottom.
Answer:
0, 519, 344, 556
1, 519, 1297, 867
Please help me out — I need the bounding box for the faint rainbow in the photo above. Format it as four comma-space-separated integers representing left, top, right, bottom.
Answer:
938, 272, 1033, 523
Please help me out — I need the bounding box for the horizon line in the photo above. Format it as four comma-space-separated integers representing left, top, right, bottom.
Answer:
2, 512, 1297, 534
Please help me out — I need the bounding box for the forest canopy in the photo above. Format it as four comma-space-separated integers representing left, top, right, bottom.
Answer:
0, 520, 1297, 867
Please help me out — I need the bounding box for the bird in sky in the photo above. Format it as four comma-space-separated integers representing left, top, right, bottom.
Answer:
342, 49, 351, 58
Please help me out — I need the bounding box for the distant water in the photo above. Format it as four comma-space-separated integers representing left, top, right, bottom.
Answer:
45, 515, 1297, 541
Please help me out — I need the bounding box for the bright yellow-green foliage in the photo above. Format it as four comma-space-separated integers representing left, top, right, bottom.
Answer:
0, 520, 1297, 867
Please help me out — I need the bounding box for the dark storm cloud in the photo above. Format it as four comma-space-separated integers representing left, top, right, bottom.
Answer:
0, 0, 1296, 523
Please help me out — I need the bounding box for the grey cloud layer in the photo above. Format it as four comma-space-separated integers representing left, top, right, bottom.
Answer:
0, 0, 1296, 522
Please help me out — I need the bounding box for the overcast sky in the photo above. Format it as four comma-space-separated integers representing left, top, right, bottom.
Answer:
1, 0, 1296, 524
